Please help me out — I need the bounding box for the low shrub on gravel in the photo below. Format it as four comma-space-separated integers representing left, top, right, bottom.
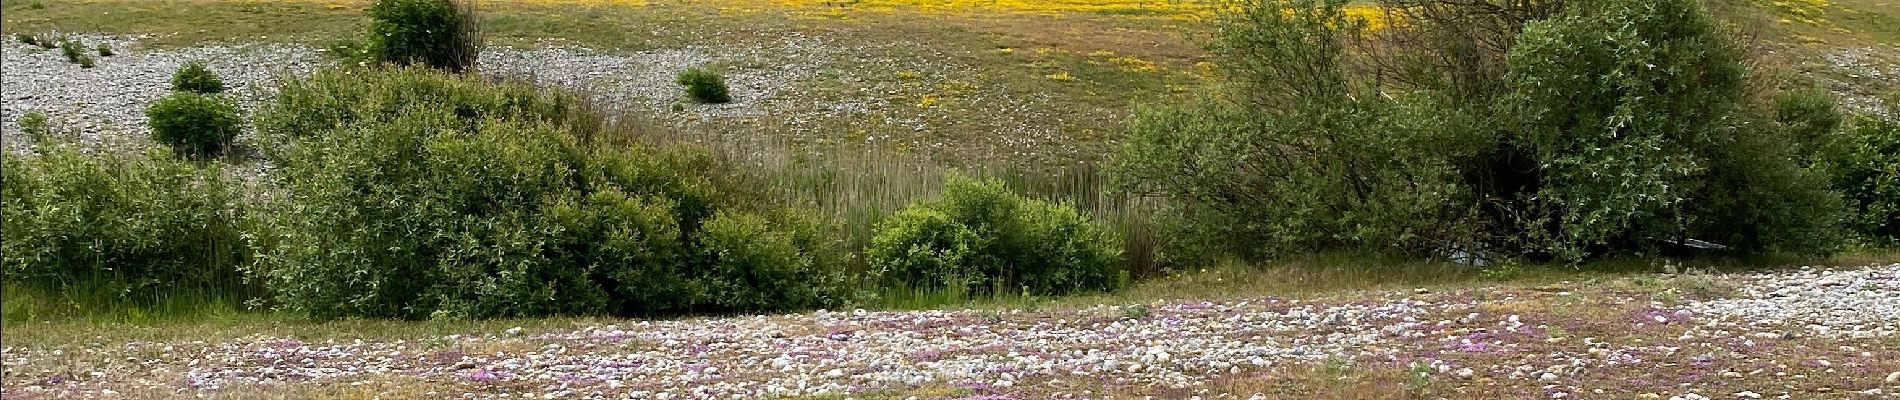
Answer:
96, 43, 113, 57
14, 33, 37, 47
18, 111, 50, 144
0, 146, 251, 305
367, 0, 481, 73
869, 174, 1126, 297
677, 68, 732, 104
58, 38, 93, 68
146, 91, 242, 159
170, 61, 224, 94
250, 67, 850, 319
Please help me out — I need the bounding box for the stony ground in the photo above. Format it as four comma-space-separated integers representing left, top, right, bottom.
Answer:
1, 34, 843, 153
4, 264, 1897, 399
2, 31, 1127, 165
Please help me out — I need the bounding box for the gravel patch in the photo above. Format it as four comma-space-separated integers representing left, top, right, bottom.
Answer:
5, 264, 1897, 399
2, 34, 841, 153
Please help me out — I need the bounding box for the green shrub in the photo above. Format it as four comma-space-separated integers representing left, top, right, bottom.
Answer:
19, 111, 50, 144
1119, 0, 1838, 262
1821, 102, 1900, 244
15, 33, 36, 47
145, 92, 243, 159
170, 61, 224, 94
677, 68, 732, 104
1687, 119, 1845, 255
1504, 0, 1749, 259
1770, 89, 1843, 162
1, 146, 250, 305
697, 211, 848, 311
1115, 0, 1474, 260
251, 67, 846, 319
869, 174, 1125, 296
95, 43, 113, 57
58, 39, 93, 67
366, 0, 481, 73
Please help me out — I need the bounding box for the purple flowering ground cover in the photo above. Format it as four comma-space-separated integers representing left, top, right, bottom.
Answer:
4, 264, 1898, 399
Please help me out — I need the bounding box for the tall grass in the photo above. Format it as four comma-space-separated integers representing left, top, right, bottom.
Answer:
626, 121, 1165, 307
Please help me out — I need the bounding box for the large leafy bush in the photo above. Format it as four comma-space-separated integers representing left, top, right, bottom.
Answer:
1822, 101, 1900, 244
868, 174, 1125, 296
1117, 0, 1846, 263
250, 67, 846, 319
1, 146, 249, 303
1116, 0, 1475, 260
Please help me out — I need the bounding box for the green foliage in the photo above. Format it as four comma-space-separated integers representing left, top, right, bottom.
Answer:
1820, 102, 1900, 244
19, 111, 50, 144
677, 68, 732, 104
145, 91, 242, 159
1773, 88, 1843, 160
58, 38, 94, 67
0, 146, 250, 305
15, 32, 36, 46
1686, 118, 1845, 255
1505, 0, 1748, 259
1121, 0, 1845, 263
1115, 0, 1474, 260
697, 211, 848, 311
366, 0, 481, 73
95, 43, 112, 57
250, 67, 846, 319
868, 174, 1125, 297
170, 60, 225, 94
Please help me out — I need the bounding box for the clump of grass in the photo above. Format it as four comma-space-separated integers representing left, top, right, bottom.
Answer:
58, 38, 94, 67
95, 43, 113, 56
1121, 304, 1150, 319
18, 111, 50, 144
14, 32, 38, 46
677, 67, 732, 104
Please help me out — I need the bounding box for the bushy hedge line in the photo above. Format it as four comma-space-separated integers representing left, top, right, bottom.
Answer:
869, 174, 1126, 296
1118, 0, 1858, 263
1, 146, 249, 303
249, 67, 846, 319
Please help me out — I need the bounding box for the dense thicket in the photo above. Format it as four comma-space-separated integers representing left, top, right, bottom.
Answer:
1117, 0, 1851, 262
248, 67, 848, 319
1, 146, 250, 303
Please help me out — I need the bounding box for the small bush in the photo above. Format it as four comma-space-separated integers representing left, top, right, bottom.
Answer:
19, 111, 50, 144
1, 146, 250, 304
252, 67, 847, 319
677, 68, 732, 104
14, 33, 36, 47
366, 0, 481, 73
59, 39, 94, 67
95, 43, 113, 57
170, 61, 225, 94
145, 92, 243, 159
868, 174, 1125, 297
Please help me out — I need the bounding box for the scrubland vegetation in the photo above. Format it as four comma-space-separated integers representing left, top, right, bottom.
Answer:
3, 0, 1898, 397
1, 0, 1894, 324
